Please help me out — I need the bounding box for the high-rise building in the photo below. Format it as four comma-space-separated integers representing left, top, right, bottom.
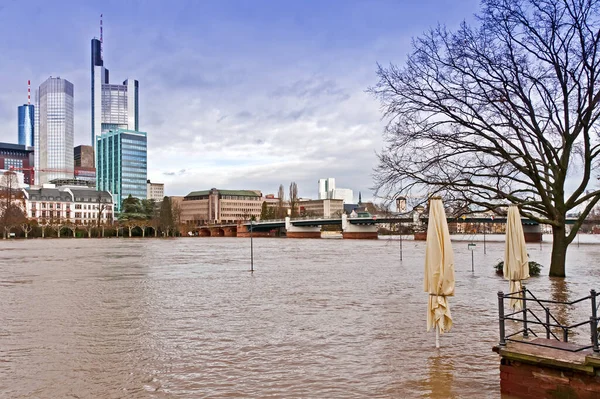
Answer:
73, 145, 96, 187
18, 105, 34, 148
34, 77, 75, 185
96, 129, 147, 213
18, 81, 34, 148
91, 37, 139, 148
318, 178, 335, 200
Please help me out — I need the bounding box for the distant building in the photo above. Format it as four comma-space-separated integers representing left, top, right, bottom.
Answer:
180, 189, 262, 225
18, 104, 34, 148
298, 198, 344, 218
318, 177, 353, 203
73, 145, 96, 187
91, 37, 139, 148
49, 178, 95, 188
147, 180, 164, 201
96, 129, 147, 213
35, 77, 75, 185
74, 145, 94, 168
318, 178, 335, 200
0, 169, 26, 188
74, 168, 96, 187
0, 142, 34, 185
24, 185, 114, 225
331, 188, 354, 204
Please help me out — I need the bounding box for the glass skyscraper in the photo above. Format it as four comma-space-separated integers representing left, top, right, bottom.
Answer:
34, 77, 75, 185
96, 129, 147, 213
17, 104, 34, 148
91, 38, 139, 149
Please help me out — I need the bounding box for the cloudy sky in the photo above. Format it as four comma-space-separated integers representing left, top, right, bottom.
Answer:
0, 0, 479, 200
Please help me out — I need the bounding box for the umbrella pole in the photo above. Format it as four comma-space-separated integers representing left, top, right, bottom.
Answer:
435, 326, 440, 348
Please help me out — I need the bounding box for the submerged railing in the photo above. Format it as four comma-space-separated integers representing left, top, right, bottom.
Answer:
498, 287, 600, 352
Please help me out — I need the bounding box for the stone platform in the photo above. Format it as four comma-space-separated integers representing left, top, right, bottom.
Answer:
493, 338, 600, 398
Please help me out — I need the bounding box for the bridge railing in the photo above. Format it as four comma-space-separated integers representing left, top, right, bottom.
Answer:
498, 287, 600, 352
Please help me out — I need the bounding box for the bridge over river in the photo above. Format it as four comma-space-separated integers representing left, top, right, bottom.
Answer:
189, 214, 581, 241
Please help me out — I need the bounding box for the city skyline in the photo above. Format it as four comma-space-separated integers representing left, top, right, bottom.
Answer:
0, 0, 479, 199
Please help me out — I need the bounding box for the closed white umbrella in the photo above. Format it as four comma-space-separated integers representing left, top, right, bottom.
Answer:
504, 205, 529, 310
424, 197, 455, 348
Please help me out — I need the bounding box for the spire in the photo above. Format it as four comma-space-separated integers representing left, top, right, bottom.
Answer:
100, 14, 103, 61
358, 192, 362, 205
27, 80, 30, 105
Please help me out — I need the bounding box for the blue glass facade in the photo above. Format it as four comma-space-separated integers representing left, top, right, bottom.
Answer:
18, 104, 34, 147
96, 129, 147, 213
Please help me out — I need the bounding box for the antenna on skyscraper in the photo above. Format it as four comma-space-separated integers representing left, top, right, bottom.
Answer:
27, 80, 31, 105
100, 14, 103, 60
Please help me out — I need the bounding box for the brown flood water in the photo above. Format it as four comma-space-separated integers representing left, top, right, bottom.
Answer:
1, 237, 599, 398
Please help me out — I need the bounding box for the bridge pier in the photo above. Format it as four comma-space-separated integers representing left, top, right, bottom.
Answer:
223, 227, 236, 237
236, 223, 275, 238
341, 214, 378, 239
284, 217, 321, 238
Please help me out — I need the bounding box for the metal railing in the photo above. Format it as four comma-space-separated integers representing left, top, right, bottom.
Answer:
498, 287, 600, 352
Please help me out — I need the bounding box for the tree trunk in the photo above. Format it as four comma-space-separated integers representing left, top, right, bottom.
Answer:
102, 226, 105, 237
142, 227, 145, 237
57, 229, 61, 238
88, 229, 92, 238
24, 231, 28, 238
128, 226, 132, 237
42, 227, 45, 238
550, 225, 568, 277
73, 229, 76, 238
155, 228, 158, 237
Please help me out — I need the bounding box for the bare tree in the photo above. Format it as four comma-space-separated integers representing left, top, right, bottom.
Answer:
79, 221, 94, 238
277, 184, 285, 218
20, 220, 33, 238
96, 192, 109, 237
289, 182, 298, 218
171, 199, 182, 237
0, 171, 26, 238
370, 0, 600, 277
51, 219, 64, 238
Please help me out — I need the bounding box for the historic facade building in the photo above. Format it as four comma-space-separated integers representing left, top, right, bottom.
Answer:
180, 189, 263, 225
24, 186, 114, 225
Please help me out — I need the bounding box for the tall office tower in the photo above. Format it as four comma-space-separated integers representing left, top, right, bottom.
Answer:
318, 178, 335, 199
17, 81, 34, 148
91, 27, 139, 148
34, 77, 75, 185
96, 129, 147, 213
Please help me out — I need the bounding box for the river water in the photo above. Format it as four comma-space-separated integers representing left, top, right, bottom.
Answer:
1, 237, 599, 398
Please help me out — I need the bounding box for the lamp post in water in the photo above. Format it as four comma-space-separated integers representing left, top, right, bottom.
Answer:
250, 218, 254, 272
398, 221, 403, 261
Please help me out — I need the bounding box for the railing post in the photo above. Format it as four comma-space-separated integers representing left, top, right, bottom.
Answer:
591, 289, 599, 352
522, 286, 529, 338
545, 307, 551, 339
563, 327, 569, 342
498, 291, 506, 346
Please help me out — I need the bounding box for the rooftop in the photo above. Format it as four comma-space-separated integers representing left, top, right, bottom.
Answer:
186, 189, 262, 198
